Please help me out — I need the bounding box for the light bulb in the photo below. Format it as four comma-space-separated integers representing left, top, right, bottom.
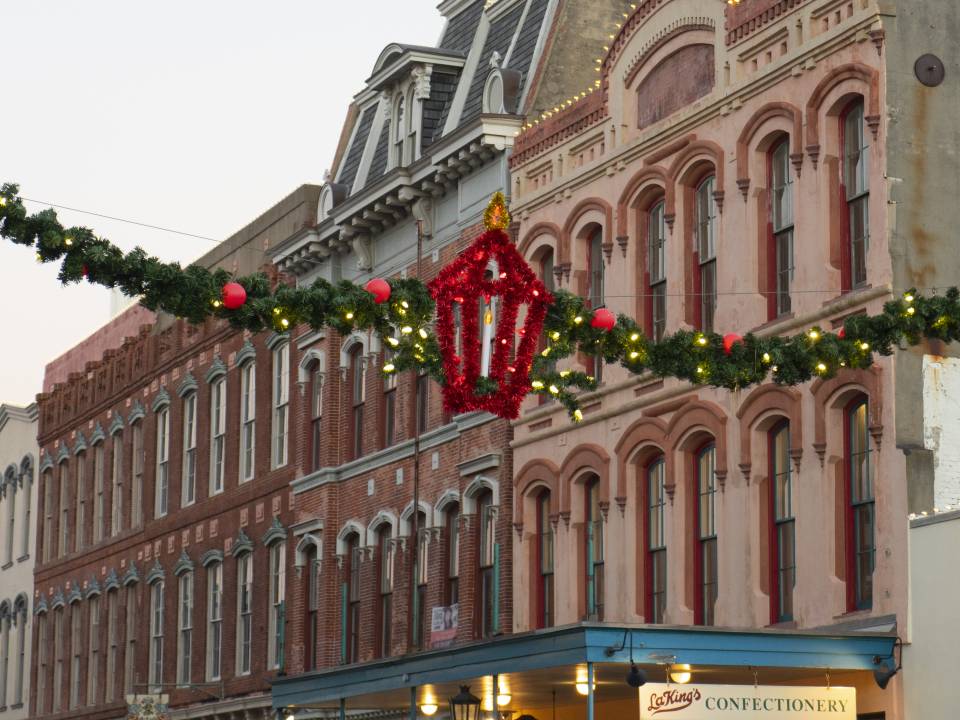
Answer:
816, 362, 827, 373
860, 342, 870, 351
549, 385, 559, 395
808, 329, 820, 341
904, 293, 915, 303
64, 237, 73, 246
630, 333, 640, 341
401, 326, 413, 334
630, 351, 640, 360
383, 363, 395, 373
387, 337, 399, 347
575, 682, 595, 696
697, 335, 708, 346
418, 328, 428, 339
574, 409, 584, 422
420, 704, 438, 716
670, 664, 693, 684
574, 316, 583, 324
345, 311, 354, 320
550, 331, 561, 341
907, 307, 916, 316
531, 380, 544, 389
401, 300, 410, 309
280, 318, 290, 328
497, 694, 511, 706
762, 352, 772, 363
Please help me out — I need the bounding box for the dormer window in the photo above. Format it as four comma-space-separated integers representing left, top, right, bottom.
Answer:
483, 67, 520, 115
394, 94, 407, 165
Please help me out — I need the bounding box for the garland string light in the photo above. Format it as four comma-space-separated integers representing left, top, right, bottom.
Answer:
3, 182, 960, 421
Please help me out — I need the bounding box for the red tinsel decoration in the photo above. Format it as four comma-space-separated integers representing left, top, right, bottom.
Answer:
429, 227, 552, 420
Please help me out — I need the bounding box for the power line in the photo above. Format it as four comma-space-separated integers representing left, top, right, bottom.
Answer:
21, 197, 218, 242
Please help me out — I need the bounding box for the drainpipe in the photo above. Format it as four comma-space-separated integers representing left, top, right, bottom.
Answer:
587, 661, 595, 720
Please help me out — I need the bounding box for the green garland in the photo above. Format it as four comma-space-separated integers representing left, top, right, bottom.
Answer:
3, 182, 958, 421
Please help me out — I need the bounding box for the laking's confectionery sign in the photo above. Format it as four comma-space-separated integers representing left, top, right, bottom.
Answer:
638, 684, 856, 719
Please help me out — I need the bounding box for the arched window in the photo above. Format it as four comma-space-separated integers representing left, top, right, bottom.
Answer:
411, 510, 428, 650
148, 581, 164, 693
377, 525, 394, 658
124, 584, 138, 695
37, 610, 49, 714
645, 456, 667, 623
111, 430, 124, 535
445, 503, 461, 606
382, 349, 398, 448
842, 100, 869, 291
4, 474, 14, 565
350, 347, 366, 460
177, 572, 193, 686
585, 477, 604, 620
20, 466, 32, 559
477, 490, 496, 638
53, 607, 64, 712
647, 199, 668, 341
394, 95, 407, 165
536, 490, 554, 629
769, 139, 794, 317
303, 542, 319, 670
87, 594, 101, 703
694, 176, 718, 333
13, 598, 26, 706
42, 468, 53, 562
344, 532, 362, 663
846, 397, 874, 610
155, 406, 170, 518
131, 421, 144, 527
272, 342, 291, 468
210, 377, 227, 495
695, 444, 718, 625
93, 440, 105, 543
69, 599, 82, 708
536, 247, 556, 405
236, 553, 253, 675
239, 360, 257, 482
310, 359, 325, 468
60, 458, 72, 556
104, 590, 118, 702
769, 422, 795, 623
587, 229, 605, 381
205, 561, 222, 681
268, 540, 286, 670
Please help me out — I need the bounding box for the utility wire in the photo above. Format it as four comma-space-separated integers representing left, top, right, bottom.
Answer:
21, 196, 218, 242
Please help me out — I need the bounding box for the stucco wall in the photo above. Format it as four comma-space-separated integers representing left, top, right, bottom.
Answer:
921, 355, 960, 508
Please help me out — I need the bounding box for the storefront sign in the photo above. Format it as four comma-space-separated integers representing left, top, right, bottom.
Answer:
639, 684, 855, 719
430, 603, 459, 648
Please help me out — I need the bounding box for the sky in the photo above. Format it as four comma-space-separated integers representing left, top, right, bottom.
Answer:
0, 0, 444, 407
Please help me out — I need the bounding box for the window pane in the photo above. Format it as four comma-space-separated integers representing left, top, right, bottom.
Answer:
649, 201, 666, 282
588, 232, 604, 309
699, 260, 716, 334
695, 176, 717, 261
652, 283, 666, 342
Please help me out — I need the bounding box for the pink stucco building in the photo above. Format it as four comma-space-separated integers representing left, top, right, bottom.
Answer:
506, 0, 958, 717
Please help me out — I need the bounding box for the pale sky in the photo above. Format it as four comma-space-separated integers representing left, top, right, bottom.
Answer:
0, 0, 444, 406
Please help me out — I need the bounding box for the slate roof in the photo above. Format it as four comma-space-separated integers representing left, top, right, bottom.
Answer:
338, 105, 377, 189
509, 0, 550, 89
422, 69, 461, 151
439, 0, 486, 54
460, 2, 527, 124
367, 119, 391, 184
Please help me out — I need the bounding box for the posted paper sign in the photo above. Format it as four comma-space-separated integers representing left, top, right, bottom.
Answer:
430, 603, 459, 649
639, 684, 856, 719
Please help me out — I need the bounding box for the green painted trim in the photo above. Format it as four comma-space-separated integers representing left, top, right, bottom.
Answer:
493, 543, 500, 634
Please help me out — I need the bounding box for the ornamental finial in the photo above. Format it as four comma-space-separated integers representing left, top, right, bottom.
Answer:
483, 192, 511, 231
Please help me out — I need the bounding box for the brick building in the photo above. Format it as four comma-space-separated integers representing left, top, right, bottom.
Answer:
30, 185, 320, 720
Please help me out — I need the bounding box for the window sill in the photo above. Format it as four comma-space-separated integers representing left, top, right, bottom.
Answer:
833, 608, 872, 621
10, 703, 22, 710
16, 554, 29, 563
766, 619, 797, 630
0, 561, 12, 571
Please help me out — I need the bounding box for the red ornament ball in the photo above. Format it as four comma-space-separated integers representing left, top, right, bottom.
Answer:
222, 282, 247, 310
723, 333, 744, 355
590, 308, 616, 332
365, 278, 391, 304
837, 327, 846, 339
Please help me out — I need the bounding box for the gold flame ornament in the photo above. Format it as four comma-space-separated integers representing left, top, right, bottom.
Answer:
483, 191, 511, 231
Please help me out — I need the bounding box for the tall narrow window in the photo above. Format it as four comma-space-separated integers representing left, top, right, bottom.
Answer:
206, 563, 222, 681
304, 544, 318, 671
537, 250, 556, 405
61, 460, 72, 556
377, 527, 394, 658
182, 392, 197, 506
587, 229, 605, 382
210, 379, 226, 495
646, 457, 667, 623
37, 613, 48, 714
177, 572, 193, 686
93, 442, 105, 543
236, 554, 253, 675
446, 504, 460, 606
155, 407, 170, 518
536, 491, 554, 629
0, 609, 9, 708
847, 398, 874, 611
770, 423, 795, 623
42, 469, 53, 563
14, 603, 26, 706
240, 362, 256, 482
383, 352, 398, 448
131, 421, 144, 527
477, 491, 496, 638
696, 444, 718, 625
311, 364, 324, 468
149, 582, 164, 693
770, 140, 795, 317
111, 431, 124, 535
105, 591, 118, 702
350, 348, 366, 460
394, 95, 406, 165
53, 609, 64, 712
346, 534, 361, 663
268, 542, 286, 670
415, 370, 428, 435
648, 200, 667, 341
272, 343, 290, 468
4, 483, 14, 565
124, 586, 137, 696
86, 596, 100, 705
20, 472, 31, 558
412, 511, 428, 650
69, 602, 82, 708
585, 478, 604, 620
842, 100, 869, 290
695, 176, 718, 333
